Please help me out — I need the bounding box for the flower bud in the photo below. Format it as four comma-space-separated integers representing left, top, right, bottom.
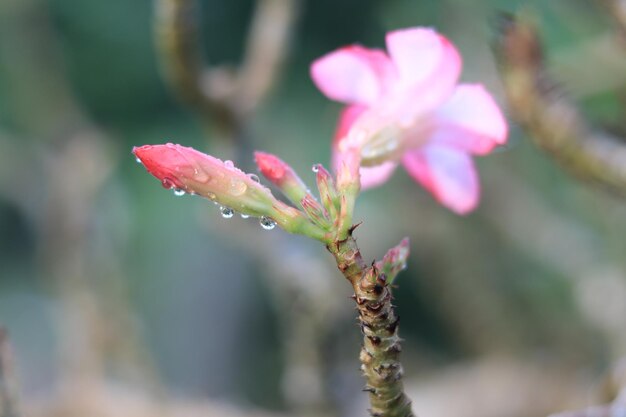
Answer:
375, 238, 410, 283
254, 151, 310, 206
313, 163, 339, 222
133, 143, 326, 240
300, 194, 330, 230
336, 144, 361, 193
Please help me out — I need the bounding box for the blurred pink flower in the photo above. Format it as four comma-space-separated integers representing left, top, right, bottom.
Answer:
311, 27, 507, 214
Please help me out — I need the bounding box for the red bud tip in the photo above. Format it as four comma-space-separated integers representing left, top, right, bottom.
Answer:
254, 151, 287, 183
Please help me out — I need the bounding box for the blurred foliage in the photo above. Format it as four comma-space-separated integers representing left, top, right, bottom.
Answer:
1, 0, 626, 416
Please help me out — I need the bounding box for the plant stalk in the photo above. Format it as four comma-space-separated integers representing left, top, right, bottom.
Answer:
327, 232, 414, 417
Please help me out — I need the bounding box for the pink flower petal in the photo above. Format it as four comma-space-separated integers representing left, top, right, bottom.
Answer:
360, 162, 398, 189
311, 46, 395, 105
334, 105, 367, 143
386, 28, 461, 88
331, 104, 367, 171
385, 28, 462, 124
430, 84, 508, 154
402, 145, 479, 214
331, 105, 397, 188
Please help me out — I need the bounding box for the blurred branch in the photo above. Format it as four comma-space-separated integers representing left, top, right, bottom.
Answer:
493, 12, 626, 196
154, 0, 237, 133
0, 329, 20, 417
1, 0, 163, 407
154, 0, 299, 143
236, 0, 299, 116
599, 0, 626, 42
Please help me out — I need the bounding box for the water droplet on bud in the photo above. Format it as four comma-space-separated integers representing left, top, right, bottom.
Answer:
312, 164, 320, 173
224, 160, 234, 168
259, 216, 276, 230
193, 168, 210, 183
240, 213, 250, 219
173, 188, 185, 196
161, 177, 175, 189
220, 206, 234, 219
229, 178, 247, 196
135, 157, 142, 163
247, 173, 260, 183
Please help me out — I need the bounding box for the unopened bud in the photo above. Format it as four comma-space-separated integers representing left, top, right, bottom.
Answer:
336, 144, 361, 193
254, 151, 310, 206
314, 164, 339, 219
133, 143, 326, 240
301, 194, 330, 229
376, 238, 410, 284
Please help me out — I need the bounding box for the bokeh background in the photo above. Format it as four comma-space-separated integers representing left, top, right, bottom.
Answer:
1, 0, 626, 416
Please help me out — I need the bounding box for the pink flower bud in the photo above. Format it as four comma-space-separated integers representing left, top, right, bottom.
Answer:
254, 151, 288, 183
254, 151, 310, 206
134, 143, 277, 214
375, 238, 410, 283
133, 144, 325, 241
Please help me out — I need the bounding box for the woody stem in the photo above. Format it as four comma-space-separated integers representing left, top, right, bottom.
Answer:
327, 232, 414, 417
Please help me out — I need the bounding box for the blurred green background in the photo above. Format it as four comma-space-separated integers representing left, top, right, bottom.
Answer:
1, 1, 625, 416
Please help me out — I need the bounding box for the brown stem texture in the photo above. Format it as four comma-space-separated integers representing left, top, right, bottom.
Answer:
493, 12, 626, 197
327, 233, 414, 417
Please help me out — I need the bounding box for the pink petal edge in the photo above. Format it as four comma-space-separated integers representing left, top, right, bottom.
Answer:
385, 28, 462, 124
402, 145, 479, 214
386, 28, 462, 90
331, 104, 367, 171
430, 84, 508, 154
360, 162, 398, 190
310, 46, 395, 105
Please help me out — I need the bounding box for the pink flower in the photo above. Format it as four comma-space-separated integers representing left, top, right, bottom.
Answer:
311, 27, 508, 214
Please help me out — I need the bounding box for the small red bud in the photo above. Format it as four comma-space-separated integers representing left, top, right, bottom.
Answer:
254, 151, 287, 183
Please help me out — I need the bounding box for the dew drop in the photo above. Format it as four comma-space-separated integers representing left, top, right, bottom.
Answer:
173, 188, 186, 196
207, 192, 216, 200
259, 216, 276, 230
224, 160, 234, 168
135, 157, 142, 163
161, 177, 175, 189
240, 213, 250, 219
247, 173, 260, 183
220, 206, 234, 219
312, 164, 320, 173
229, 178, 247, 196
193, 168, 210, 183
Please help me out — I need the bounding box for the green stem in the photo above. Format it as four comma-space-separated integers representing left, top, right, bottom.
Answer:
327, 232, 414, 417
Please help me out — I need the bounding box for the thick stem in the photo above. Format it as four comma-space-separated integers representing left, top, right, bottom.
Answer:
327, 234, 414, 417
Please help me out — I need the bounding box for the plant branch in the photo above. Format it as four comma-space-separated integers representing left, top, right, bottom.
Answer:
154, 0, 298, 143
154, 0, 237, 133
327, 233, 414, 417
236, 0, 300, 117
493, 12, 626, 196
